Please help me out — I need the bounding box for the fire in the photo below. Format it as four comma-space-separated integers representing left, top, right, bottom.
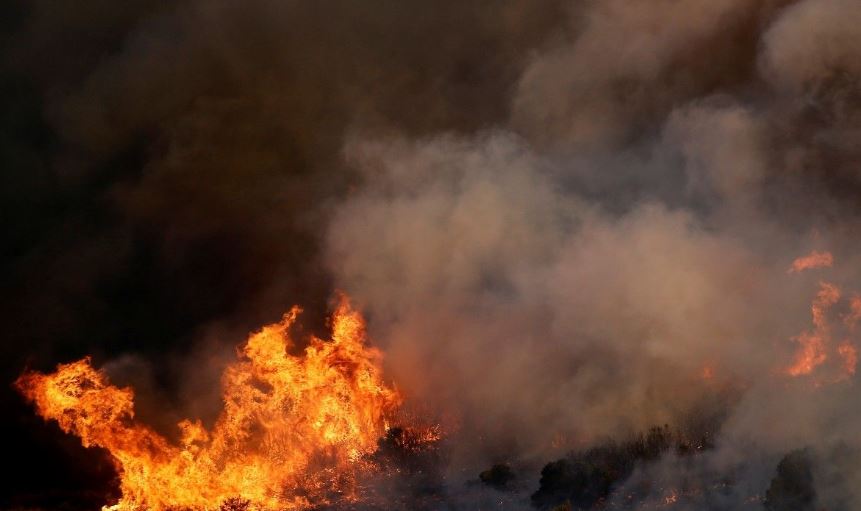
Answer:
784, 281, 839, 377
787, 250, 833, 273
16, 296, 402, 511
663, 489, 679, 505
783, 253, 859, 382
837, 342, 858, 377
844, 295, 861, 328
785, 332, 828, 377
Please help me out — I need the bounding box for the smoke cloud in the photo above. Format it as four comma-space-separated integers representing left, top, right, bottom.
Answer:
325, 0, 861, 506
3, 0, 861, 509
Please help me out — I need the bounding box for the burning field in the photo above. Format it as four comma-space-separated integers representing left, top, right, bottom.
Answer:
3, 0, 861, 510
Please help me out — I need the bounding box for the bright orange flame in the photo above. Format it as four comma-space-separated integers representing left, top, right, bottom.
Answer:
785, 281, 839, 377
788, 250, 833, 273
16, 296, 402, 511
785, 332, 828, 377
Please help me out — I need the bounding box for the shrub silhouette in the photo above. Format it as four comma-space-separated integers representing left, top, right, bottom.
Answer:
764, 449, 815, 511
479, 463, 516, 490
531, 425, 674, 509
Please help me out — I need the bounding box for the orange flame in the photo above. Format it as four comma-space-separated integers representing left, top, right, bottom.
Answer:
785, 281, 839, 377
844, 295, 861, 329
16, 296, 402, 511
785, 332, 828, 377
664, 489, 679, 505
837, 342, 858, 377
788, 250, 833, 273
783, 260, 860, 383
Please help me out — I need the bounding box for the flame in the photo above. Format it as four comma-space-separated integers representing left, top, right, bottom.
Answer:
787, 250, 833, 273
844, 295, 861, 329
16, 295, 402, 511
783, 256, 860, 383
837, 342, 858, 377
784, 249, 852, 380
785, 282, 838, 376
785, 281, 839, 377
785, 332, 828, 377
663, 489, 679, 505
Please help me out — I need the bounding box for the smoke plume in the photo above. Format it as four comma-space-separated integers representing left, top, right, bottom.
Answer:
3, 0, 861, 509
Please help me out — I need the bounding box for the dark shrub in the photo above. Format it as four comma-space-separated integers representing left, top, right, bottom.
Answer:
531, 426, 675, 509
479, 463, 516, 490
764, 449, 815, 511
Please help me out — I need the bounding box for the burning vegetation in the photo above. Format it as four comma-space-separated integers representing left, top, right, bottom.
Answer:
14, 253, 861, 510
15, 296, 418, 511
783, 252, 859, 382
5, 0, 861, 507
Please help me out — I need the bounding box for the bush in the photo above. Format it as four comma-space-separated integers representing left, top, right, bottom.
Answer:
764, 449, 815, 511
531, 426, 675, 509
479, 463, 516, 490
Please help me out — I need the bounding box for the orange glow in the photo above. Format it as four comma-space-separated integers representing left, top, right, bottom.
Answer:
16, 296, 403, 511
785, 332, 828, 377
837, 342, 858, 377
788, 250, 833, 273
844, 295, 861, 329
785, 281, 839, 377
783, 264, 860, 383
664, 489, 679, 505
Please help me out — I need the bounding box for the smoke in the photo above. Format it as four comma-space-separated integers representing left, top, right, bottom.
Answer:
511, 0, 789, 151
3, 0, 861, 508
324, 0, 861, 506
329, 134, 759, 456
0, 0, 567, 505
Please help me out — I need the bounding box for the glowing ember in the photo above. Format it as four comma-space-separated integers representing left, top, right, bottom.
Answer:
16, 295, 402, 511
663, 489, 679, 505
785, 332, 828, 377
787, 250, 833, 273
844, 295, 861, 329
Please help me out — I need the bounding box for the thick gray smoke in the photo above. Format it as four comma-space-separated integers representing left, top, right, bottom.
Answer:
3, 0, 861, 509
324, 0, 861, 507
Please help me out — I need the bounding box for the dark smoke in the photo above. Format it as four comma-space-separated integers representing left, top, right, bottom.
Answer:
2, 0, 861, 509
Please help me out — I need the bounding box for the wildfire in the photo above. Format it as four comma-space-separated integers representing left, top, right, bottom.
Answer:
787, 250, 833, 273
783, 252, 858, 382
785, 281, 839, 377
844, 295, 861, 328
837, 342, 858, 377
663, 489, 679, 505
16, 295, 403, 511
